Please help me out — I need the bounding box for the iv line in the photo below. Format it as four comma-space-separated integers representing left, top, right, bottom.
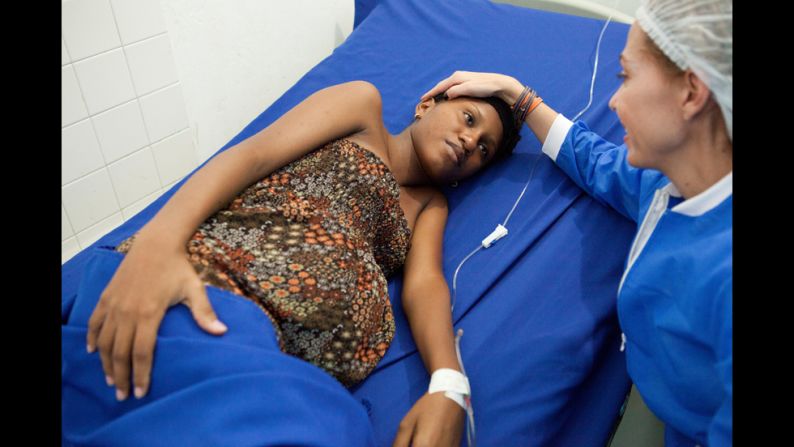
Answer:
450, 153, 542, 312
572, 14, 613, 122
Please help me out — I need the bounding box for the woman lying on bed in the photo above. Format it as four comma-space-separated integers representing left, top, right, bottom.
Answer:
79, 80, 520, 446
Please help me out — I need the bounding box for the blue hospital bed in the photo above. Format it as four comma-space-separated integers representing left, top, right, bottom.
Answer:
62, 0, 636, 445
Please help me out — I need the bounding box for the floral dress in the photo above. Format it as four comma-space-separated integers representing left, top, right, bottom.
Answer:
117, 138, 412, 387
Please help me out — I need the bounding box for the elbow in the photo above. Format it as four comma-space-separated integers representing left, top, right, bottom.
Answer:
401, 273, 449, 311
222, 139, 270, 182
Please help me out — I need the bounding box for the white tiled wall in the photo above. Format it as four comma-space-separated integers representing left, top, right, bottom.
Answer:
62, 0, 198, 264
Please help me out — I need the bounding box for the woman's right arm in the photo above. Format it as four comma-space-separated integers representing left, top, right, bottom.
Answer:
87, 80, 384, 401
143, 80, 385, 243
422, 71, 649, 222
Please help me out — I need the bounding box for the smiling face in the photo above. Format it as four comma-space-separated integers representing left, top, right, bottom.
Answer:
609, 23, 687, 169
410, 96, 504, 184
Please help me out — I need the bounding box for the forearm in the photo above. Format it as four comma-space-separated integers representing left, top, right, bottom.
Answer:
402, 276, 461, 374
138, 144, 264, 247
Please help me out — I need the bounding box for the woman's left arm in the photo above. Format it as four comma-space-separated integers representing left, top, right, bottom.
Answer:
392, 190, 465, 447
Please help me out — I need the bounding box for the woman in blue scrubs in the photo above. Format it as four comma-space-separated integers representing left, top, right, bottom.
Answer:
421, 0, 732, 445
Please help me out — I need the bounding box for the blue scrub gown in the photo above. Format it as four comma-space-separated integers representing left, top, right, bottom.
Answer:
543, 117, 732, 447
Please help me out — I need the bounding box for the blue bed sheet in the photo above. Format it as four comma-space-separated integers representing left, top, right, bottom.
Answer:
62, 0, 635, 445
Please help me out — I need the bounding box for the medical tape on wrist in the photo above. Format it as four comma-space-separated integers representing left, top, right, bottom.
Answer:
443, 390, 466, 410
429, 368, 470, 410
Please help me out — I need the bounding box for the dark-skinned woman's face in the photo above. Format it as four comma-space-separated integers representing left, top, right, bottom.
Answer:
411, 96, 504, 184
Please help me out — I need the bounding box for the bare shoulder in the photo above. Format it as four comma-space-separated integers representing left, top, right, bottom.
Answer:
344, 80, 382, 105
324, 80, 381, 101
236, 80, 389, 178
339, 81, 386, 138
334, 80, 383, 126
291, 79, 384, 136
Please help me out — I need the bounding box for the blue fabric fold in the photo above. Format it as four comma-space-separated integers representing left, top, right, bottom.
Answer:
63, 247, 376, 446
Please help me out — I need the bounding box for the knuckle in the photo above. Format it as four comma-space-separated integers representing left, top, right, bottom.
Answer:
138, 304, 158, 319
112, 352, 128, 364
117, 305, 136, 319
203, 309, 218, 321
87, 319, 99, 332
87, 311, 105, 329
96, 337, 111, 351
132, 349, 150, 364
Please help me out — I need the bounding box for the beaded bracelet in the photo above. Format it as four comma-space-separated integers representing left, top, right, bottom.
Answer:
512, 85, 531, 109
513, 86, 543, 125
514, 87, 535, 126
526, 95, 544, 116
512, 85, 532, 124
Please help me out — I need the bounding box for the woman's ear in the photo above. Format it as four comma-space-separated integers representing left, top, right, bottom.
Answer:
681, 70, 712, 121
414, 97, 435, 120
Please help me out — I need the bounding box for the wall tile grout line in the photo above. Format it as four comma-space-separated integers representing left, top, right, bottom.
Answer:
109, 0, 169, 191
66, 51, 123, 244
61, 126, 193, 189
64, 31, 168, 67
62, 207, 78, 244
61, 80, 181, 131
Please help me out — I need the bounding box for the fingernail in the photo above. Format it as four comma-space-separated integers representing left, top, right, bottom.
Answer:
87, 344, 95, 353
209, 320, 227, 332
134, 387, 145, 399
105, 375, 114, 386
116, 389, 127, 401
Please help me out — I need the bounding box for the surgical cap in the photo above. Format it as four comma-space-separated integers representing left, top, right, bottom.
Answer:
636, 0, 732, 141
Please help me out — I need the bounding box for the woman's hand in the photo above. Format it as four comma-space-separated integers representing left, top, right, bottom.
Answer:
421, 71, 525, 105
392, 392, 465, 447
86, 234, 227, 401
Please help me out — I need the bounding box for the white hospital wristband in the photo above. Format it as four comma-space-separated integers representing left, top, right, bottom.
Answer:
428, 368, 470, 410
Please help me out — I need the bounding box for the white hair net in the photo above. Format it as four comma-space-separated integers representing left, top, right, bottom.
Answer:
635, 0, 732, 141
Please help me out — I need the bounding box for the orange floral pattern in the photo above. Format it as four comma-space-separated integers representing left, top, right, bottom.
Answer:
116, 139, 412, 387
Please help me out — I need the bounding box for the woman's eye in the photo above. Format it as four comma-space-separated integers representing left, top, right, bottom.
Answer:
479, 144, 488, 156
617, 72, 627, 81
464, 112, 473, 126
